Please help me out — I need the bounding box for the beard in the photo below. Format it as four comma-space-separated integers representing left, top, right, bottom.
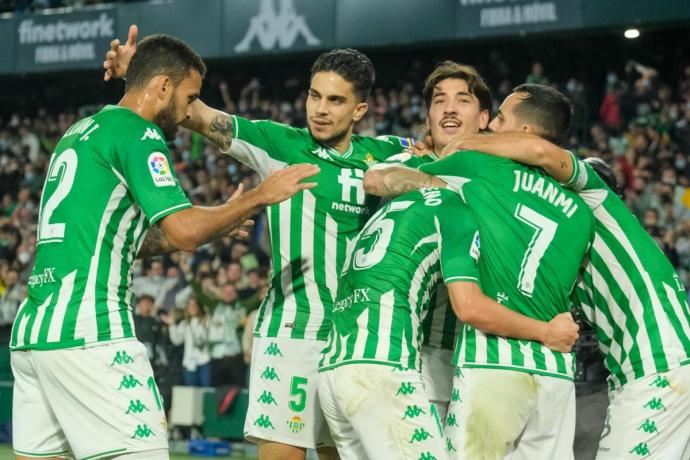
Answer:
153, 98, 179, 141
308, 121, 350, 149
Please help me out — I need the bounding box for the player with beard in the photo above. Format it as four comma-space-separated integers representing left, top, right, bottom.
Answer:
440, 84, 690, 460
363, 81, 593, 459
10, 34, 317, 460
104, 27, 412, 460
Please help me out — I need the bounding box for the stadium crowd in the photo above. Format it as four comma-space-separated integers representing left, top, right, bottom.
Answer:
1, 57, 690, 403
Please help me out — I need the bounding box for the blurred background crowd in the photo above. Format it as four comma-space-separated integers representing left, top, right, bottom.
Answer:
1, 45, 690, 407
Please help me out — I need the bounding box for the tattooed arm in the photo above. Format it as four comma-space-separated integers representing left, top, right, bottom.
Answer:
362, 164, 447, 198
183, 100, 234, 152
137, 225, 177, 259
440, 132, 574, 183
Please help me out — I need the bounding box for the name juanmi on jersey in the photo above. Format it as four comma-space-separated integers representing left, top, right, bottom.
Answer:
512, 170, 579, 218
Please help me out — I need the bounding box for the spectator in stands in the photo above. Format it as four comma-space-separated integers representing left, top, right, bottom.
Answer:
207, 282, 247, 387
165, 296, 212, 387
133, 294, 164, 363
0, 267, 23, 343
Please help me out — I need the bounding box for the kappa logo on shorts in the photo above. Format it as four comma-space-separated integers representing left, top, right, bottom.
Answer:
402, 405, 426, 420
409, 428, 433, 443
117, 374, 143, 390
257, 391, 278, 405
643, 397, 666, 411
446, 438, 457, 453
454, 367, 464, 378
260, 367, 280, 381
264, 342, 283, 357
254, 414, 276, 430
629, 442, 650, 457
637, 419, 659, 434
125, 399, 150, 415
419, 453, 438, 460
396, 382, 416, 396
649, 375, 670, 388
148, 152, 175, 187
110, 351, 135, 366
445, 413, 460, 428
131, 424, 156, 439
286, 415, 305, 433
451, 389, 462, 402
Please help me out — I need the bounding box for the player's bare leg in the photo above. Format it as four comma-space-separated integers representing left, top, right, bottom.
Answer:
317, 446, 340, 460
258, 440, 306, 460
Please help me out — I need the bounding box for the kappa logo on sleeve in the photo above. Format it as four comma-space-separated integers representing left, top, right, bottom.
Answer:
148, 152, 175, 187
141, 127, 163, 142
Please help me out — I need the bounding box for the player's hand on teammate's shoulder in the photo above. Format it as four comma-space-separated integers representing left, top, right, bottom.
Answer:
542, 312, 580, 353
412, 134, 433, 157
439, 132, 478, 158
103, 24, 138, 81
255, 164, 320, 206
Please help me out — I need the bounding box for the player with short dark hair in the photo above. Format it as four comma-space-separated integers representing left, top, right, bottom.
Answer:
442, 85, 690, 460
104, 27, 413, 460
11, 33, 316, 460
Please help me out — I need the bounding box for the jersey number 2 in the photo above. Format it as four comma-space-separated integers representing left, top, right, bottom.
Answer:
514, 203, 557, 296
38, 148, 78, 244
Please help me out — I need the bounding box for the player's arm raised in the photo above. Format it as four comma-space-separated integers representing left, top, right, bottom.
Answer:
158, 164, 318, 252
448, 281, 579, 353
103, 25, 235, 152
362, 164, 447, 198
441, 132, 574, 183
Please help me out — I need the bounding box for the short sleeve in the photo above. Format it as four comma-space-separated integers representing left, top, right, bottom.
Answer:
227, 116, 293, 178
562, 151, 606, 192
437, 199, 481, 284
112, 132, 191, 225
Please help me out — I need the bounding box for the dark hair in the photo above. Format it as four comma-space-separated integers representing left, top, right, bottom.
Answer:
310, 48, 375, 102
512, 83, 572, 145
125, 34, 206, 92
137, 294, 155, 304
423, 61, 492, 113
583, 157, 624, 198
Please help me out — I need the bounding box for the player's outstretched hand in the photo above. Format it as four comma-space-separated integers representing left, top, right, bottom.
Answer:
542, 312, 580, 352
256, 164, 320, 206
103, 24, 138, 81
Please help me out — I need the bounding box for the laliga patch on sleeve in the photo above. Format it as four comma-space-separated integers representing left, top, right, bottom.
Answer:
470, 230, 481, 261
148, 152, 175, 187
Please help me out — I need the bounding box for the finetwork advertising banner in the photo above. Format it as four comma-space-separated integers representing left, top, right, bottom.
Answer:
15, 7, 116, 72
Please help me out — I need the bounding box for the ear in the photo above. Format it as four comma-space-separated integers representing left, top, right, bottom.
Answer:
153, 75, 174, 102
522, 123, 538, 135
352, 102, 368, 123
478, 109, 490, 130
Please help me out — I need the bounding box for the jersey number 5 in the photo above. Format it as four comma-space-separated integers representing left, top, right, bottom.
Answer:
351, 201, 413, 271
514, 203, 557, 296
38, 148, 78, 244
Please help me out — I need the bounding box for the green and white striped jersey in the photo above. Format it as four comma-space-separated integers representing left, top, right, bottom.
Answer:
382, 152, 461, 351
420, 151, 594, 381
11, 106, 191, 350
566, 154, 690, 389
228, 117, 408, 341
319, 188, 480, 371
